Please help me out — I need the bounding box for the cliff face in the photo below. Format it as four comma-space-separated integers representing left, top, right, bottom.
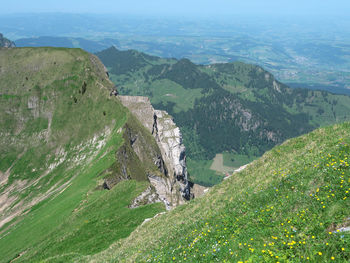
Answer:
153, 110, 192, 200
119, 96, 193, 209
0, 33, 15, 48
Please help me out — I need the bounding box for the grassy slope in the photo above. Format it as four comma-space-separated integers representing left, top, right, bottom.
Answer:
96, 48, 350, 187
0, 48, 164, 262
85, 122, 350, 262
96, 47, 204, 114
223, 152, 258, 168
187, 158, 223, 187
205, 62, 350, 127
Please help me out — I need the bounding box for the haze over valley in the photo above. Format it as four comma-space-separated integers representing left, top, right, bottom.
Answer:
2, 13, 350, 95
1, 1, 350, 262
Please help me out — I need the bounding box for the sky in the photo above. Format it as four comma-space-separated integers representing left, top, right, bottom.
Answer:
1, 0, 350, 16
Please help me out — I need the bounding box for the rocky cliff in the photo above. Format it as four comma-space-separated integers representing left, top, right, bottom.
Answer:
0, 33, 15, 48
119, 96, 193, 209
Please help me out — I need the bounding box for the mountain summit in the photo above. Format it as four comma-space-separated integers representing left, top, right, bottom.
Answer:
0, 47, 192, 262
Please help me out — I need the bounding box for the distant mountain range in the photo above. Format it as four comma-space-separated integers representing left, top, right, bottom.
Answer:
11, 31, 350, 95
97, 46, 350, 185
15, 36, 119, 53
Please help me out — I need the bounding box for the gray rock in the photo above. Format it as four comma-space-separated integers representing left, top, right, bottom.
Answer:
0, 33, 16, 48
119, 96, 193, 209
129, 186, 162, 209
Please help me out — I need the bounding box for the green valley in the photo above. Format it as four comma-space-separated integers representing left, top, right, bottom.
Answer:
1, 4, 350, 263
96, 47, 350, 186
1, 42, 349, 263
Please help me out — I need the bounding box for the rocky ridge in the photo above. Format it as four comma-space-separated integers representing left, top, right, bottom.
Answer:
0, 47, 184, 261
119, 96, 193, 209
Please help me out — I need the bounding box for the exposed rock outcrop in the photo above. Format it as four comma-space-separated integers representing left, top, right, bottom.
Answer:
128, 185, 162, 209
119, 96, 193, 209
100, 116, 166, 191
152, 110, 192, 201
0, 33, 15, 48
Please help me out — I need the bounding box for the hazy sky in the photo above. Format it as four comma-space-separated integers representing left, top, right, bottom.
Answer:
1, 0, 349, 16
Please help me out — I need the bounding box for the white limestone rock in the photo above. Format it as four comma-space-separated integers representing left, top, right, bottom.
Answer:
119, 96, 193, 209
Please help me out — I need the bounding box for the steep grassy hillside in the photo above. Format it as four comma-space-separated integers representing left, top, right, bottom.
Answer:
97, 47, 350, 186
0, 47, 165, 262
84, 122, 350, 262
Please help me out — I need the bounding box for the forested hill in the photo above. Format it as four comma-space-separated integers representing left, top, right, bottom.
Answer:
97, 46, 350, 182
